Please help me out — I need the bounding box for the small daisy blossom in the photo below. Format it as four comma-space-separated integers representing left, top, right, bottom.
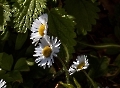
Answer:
30, 13, 48, 44
68, 55, 89, 75
33, 35, 61, 69
0, 79, 6, 88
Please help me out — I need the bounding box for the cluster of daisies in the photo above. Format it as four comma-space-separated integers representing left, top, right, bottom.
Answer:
30, 13, 89, 75
30, 14, 61, 69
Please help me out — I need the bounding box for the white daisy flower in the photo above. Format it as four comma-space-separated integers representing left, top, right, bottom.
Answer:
33, 36, 61, 69
68, 55, 89, 75
30, 13, 48, 44
0, 79, 6, 88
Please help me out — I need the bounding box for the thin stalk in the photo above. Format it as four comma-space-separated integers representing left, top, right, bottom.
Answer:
78, 42, 120, 48
62, 44, 69, 63
58, 57, 70, 84
82, 70, 96, 88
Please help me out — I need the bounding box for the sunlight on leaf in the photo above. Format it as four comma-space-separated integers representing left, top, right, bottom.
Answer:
0, 0, 11, 32
12, 0, 46, 33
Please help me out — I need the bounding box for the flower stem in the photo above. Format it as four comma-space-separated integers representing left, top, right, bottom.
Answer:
78, 42, 120, 49
58, 57, 70, 84
63, 44, 69, 63
82, 70, 96, 88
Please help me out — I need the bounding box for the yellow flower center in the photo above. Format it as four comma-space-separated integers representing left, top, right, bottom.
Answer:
38, 24, 45, 36
42, 46, 52, 57
77, 62, 85, 69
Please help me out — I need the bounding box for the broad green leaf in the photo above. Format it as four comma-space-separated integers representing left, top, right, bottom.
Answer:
48, 8, 76, 61
0, 0, 11, 32
9, 70, 23, 82
14, 58, 30, 71
12, 0, 46, 32
73, 77, 82, 88
0, 53, 13, 71
64, 0, 100, 35
89, 56, 110, 78
15, 31, 28, 50
114, 54, 120, 67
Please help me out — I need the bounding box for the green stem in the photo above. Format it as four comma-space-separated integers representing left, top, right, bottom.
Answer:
78, 42, 120, 48
63, 44, 69, 63
58, 57, 70, 84
82, 70, 96, 88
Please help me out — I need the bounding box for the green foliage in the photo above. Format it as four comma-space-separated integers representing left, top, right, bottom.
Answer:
89, 56, 110, 78
0, 53, 13, 71
12, 0, 46, 32
0, 0, 11, 32
48, 8, 76, 61
9, 70, 23, 82
64, 0, 100, 35
14, 58, 29, 71
15, 31, 28, 50
0, 0, 120, 88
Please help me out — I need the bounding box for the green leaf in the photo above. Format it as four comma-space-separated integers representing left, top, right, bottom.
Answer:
0, 0, 11, 32
89, 56, 110, 78
26, 58, 34, 66
15, 31, 28, 50
14, 57, 30, 71
48, 8, 76, 61
9, 70, 23, 82
0, 53, 13, 71
25, 44, 34, 56
64, 0, 100, 35
73, 77, 82, 88
0, 73, 13, 82
12, 0, 46, 33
